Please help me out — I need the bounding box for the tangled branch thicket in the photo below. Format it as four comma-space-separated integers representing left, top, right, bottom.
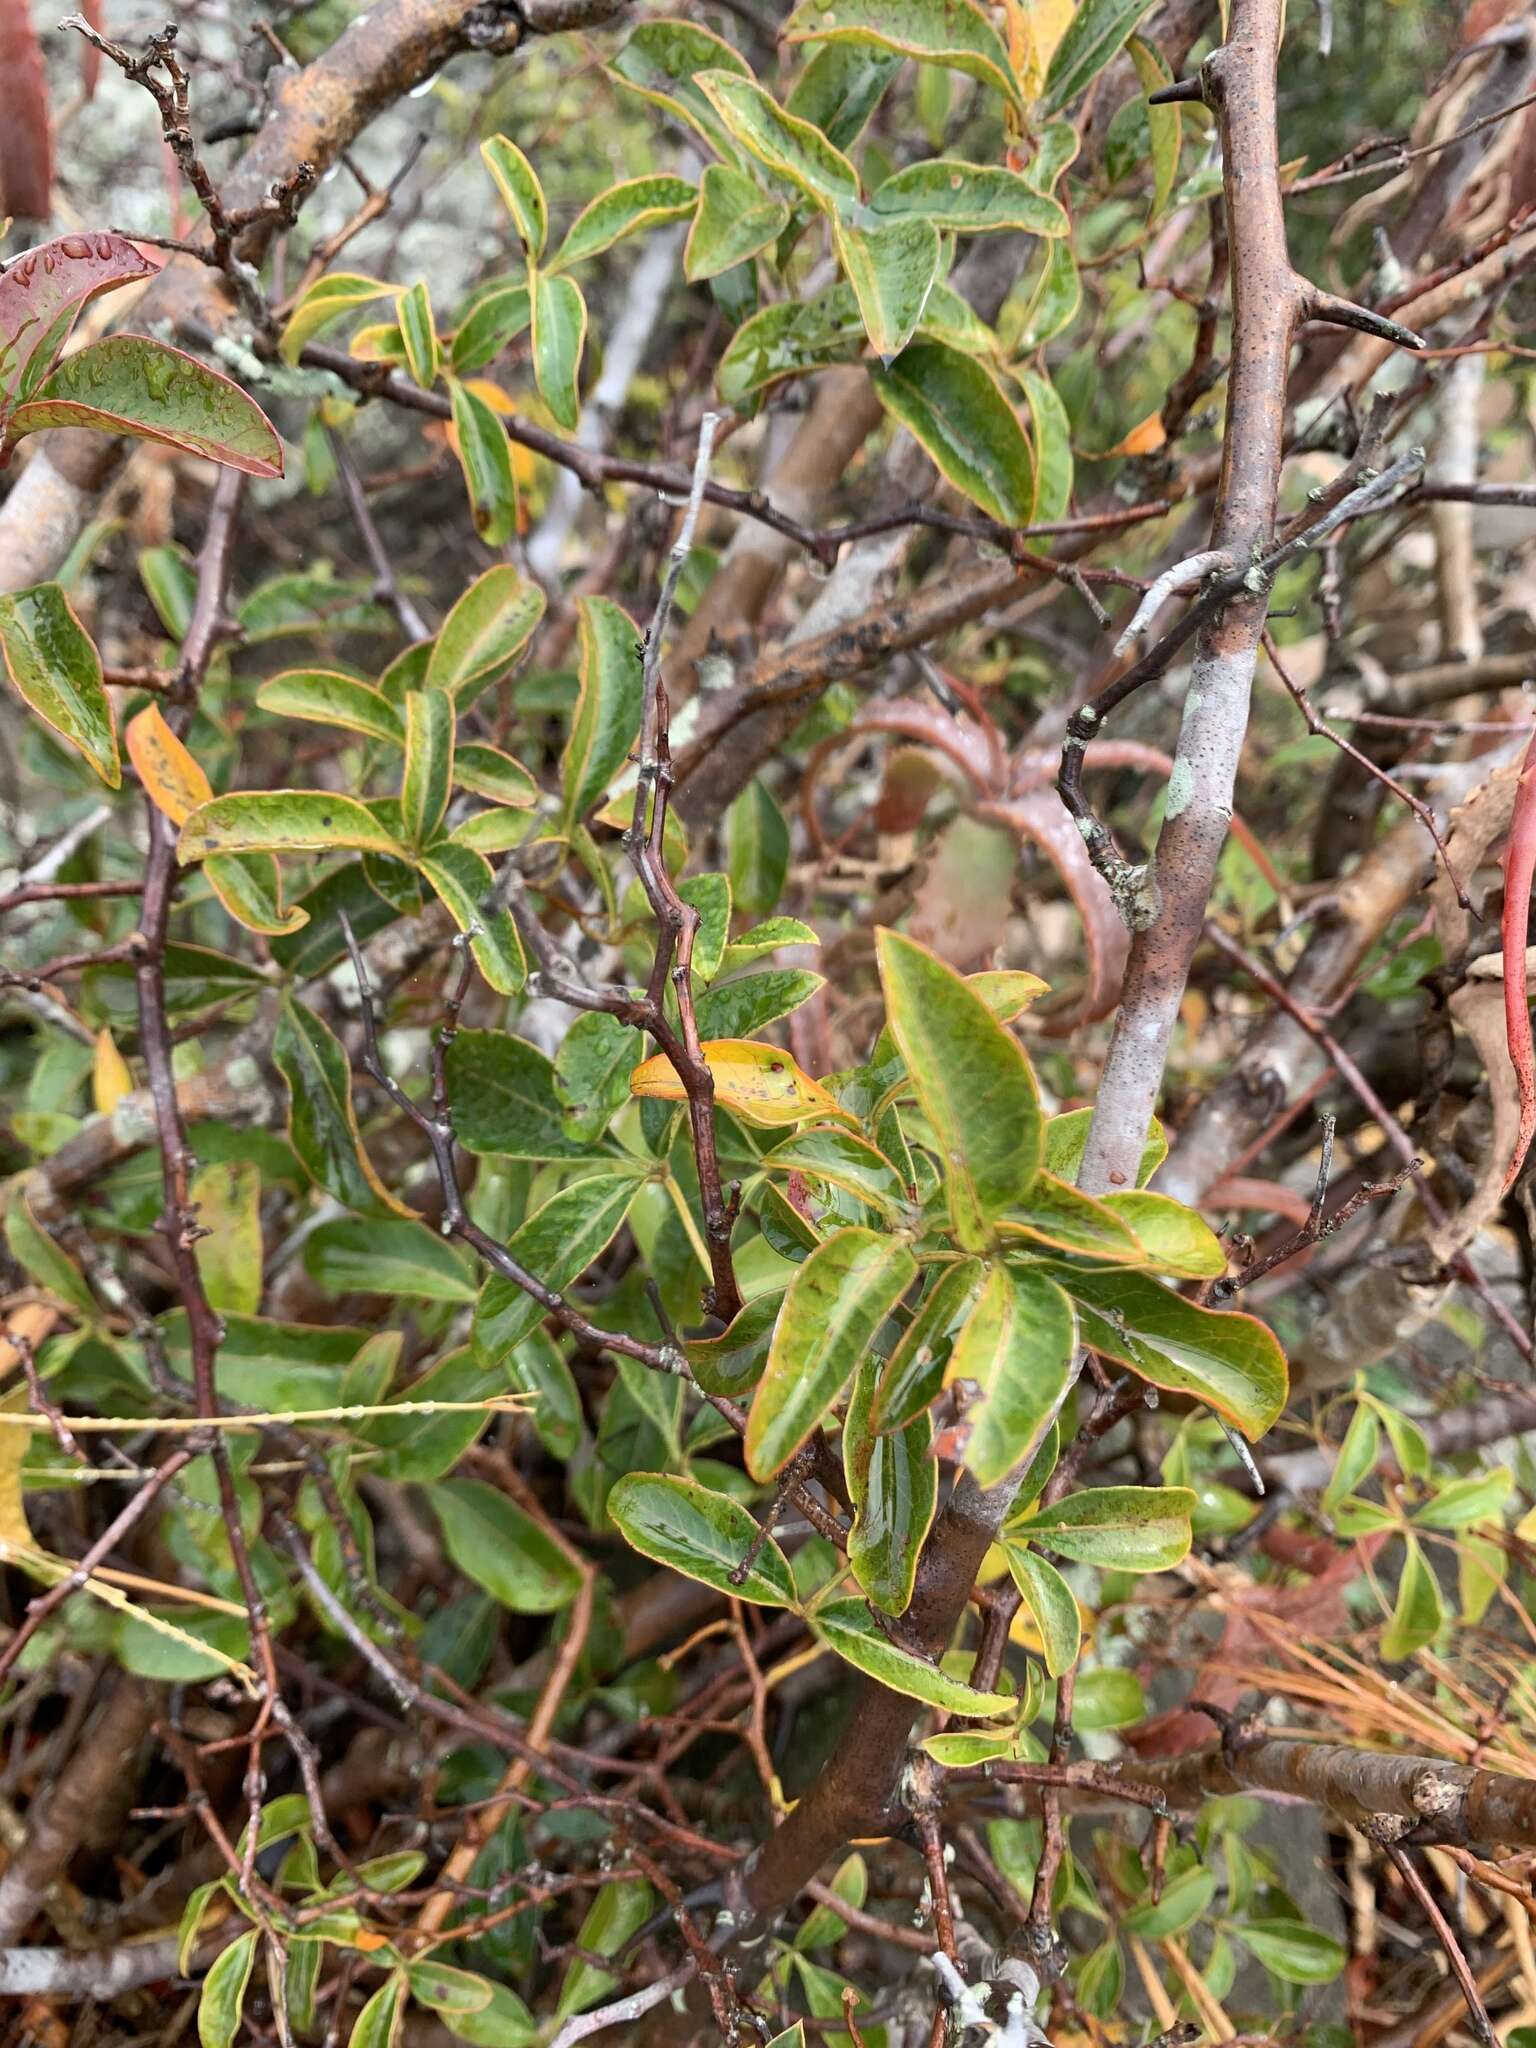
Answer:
2, 0, 1536, 2042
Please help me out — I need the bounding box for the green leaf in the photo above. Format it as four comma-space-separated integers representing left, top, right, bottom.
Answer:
177, 1880, 229, 1977
746, 1226, 915, 1479
428, 1479, 583, 1612
531, 272, 586, 433
1076, 1936, 1124, 2018
810, 1597, 1015, 1715
874, 1258, 987, 1431
447, 377, 517, 548
607, 19, 752, 163
278, 273, 395, 365
473, 1174, 640, 1362
347, 1972, 406, 2048
876, 927, 1042, 1250
846, 1374, 936, 1615
415, 840, 525, 995
1414, 1466, 1512, 1529
794, 1853, 869, 1952
1103, 1191, 1226, 1279
399, 279, 439, 387
1014, 1485, 1195, 1571
1321, 1398, 1380, 1515
696, 71, 861, 213
721, 916, 820, 971
782, 0, 1023, 114
562, 596, 642, 828
198, 1930, 259, 2048
686, 1289, 783, 1398
1127, 35, 1181, 221
426, 565, 545, 706
762, 1125, 910, 1224
872, 342, 1033, 526
406, 1963, 494, 2016
1240, 1920, 1347, 1986
0, 231, 155, 403
833, 215, 941, 363
1005, 1545, 1080, 1676
694, 968, 825, 1040
441, 1983, 539, 2047
178, 792, 406, 862
947, 1265, 1075, 1489
871, 161, 1068, 235
480, 136, 547, 259
787, 43, 900, 149
190, 1159, 262, 1316
402, 689, 454, 847
1063, 1269, 1287, 1440
552, 175, 697, 273
447, 1030, 604, 1158
685, 164, 790, 284
1121, 1866, 1215, 1939
1381, 1533, 1442, 1660
1012, 237, 1081, 354
1019, 366, 1073, 525
274, 997, 407, 1218
554, 1010, 636, 1143
0, 580, 118, 786
1044, 0, 1156, 111
1002, 1175, 1145, 1263
305, 1216, 476, 1301
5, 1191, 95, 1315
10, 336, 282, 478
557, 1880, 653, 2019
717, 288, 867, 406
257, 670, 405, 746
610, 1473, 797, 1607
138, 543, 196, 639
450, 279, 531, 375
679, 871, 732, 982
455, 741, 538, 808
726, 777, 790, 915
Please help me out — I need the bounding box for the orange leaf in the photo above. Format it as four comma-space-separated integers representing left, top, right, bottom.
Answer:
630, 1040, 854, 1129
1106, 410, 1167, 458
126, 703, 212, 825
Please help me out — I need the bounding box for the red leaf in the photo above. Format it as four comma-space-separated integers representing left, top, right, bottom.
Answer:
1501, 729, 1536, 1193
0, 232, 155, 406
0, 0, 53, 223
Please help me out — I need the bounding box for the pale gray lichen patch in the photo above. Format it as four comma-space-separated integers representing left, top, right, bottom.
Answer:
1165, 757, 1195, 819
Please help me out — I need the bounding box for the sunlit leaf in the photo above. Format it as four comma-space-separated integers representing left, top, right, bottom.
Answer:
696, 70, 861, 213
179, 792, 406, 863
1012, 1484, 1196, 1571
810, 1597, 1015, 1715
278, 273, 396, 366
481, 136, 547, 259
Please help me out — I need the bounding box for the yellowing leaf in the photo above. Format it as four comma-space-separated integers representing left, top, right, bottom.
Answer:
1106, 409, 1166, 458
126, 704, 212, 826
629, 1039, 854, 1129
92, 1028, 133, 1113
0, 1388, 36, 1556
1006, 0, 1076, 103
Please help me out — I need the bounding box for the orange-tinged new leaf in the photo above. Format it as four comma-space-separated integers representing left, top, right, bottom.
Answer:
126, 704, 212, 825
629, 1039, 854, 1129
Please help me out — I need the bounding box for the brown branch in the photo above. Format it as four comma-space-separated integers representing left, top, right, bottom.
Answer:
1117, 1737, 1536, 1850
